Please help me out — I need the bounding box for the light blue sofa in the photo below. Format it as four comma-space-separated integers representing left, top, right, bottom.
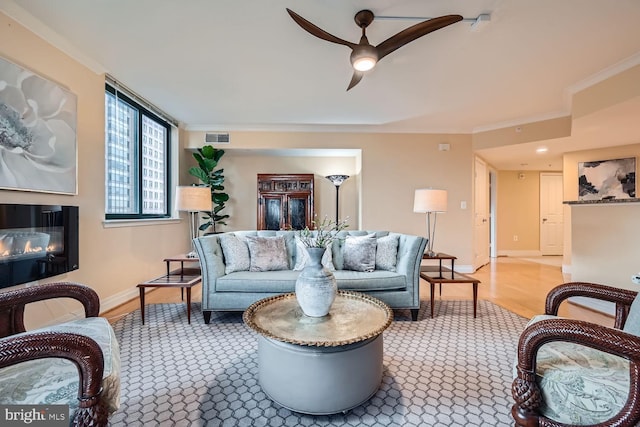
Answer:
194, 230, 427, 324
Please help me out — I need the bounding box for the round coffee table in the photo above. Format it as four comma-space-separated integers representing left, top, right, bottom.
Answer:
243, 291, 393, 415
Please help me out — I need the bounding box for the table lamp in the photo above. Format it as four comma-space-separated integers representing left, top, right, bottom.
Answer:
175, 186, 212, 257
413, 188, 447, 257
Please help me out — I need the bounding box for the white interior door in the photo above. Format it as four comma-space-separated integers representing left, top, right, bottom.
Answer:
540, 172, 564, 255
474, 157, 490, 269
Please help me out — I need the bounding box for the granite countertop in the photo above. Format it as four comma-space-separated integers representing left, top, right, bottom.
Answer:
564, 198, 640, 205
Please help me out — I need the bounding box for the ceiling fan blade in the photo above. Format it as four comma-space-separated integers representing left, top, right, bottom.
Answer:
286, 8, 357, 49
376, 15, 463, 60
346, 71, 364, 91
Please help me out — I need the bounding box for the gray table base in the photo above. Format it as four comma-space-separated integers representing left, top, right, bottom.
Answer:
258, 334, 384, 415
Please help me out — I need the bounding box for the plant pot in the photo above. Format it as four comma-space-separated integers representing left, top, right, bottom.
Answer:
295, 247, 337, 317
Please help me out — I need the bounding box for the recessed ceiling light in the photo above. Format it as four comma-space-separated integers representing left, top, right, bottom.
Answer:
536, 147, 548, 154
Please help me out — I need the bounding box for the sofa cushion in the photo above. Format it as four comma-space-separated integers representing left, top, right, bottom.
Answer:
0, 317, 121, 418
219, 233, 251, 274
376, 234, 400, 272
217, 270, 299, 292
245, 235, 289, 272
343, 233, 377, 272
333, 270, 407, 291
292, 236, 335, 271
332, 231, 389, 270
216, 270, 406, 293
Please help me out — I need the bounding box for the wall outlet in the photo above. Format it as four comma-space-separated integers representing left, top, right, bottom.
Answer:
632, 274, 640, 285
460, 201, 467, 209
513, 235, 518, 242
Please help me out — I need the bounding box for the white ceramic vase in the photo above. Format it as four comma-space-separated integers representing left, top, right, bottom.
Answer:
295, 247, 337, 317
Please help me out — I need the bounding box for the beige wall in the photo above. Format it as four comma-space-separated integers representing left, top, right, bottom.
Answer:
572, 64, 640, 120
206, 152, 360, 230
0, 12, 191, 326
570, 203, 640, 291
473, 117, 572, 150
562, 143, 640, 269
496, 171, 541, 254
186, 131, 476, 265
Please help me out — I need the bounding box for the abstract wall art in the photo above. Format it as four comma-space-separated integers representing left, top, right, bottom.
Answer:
0, 56, 77, 194
578, 157, 636, 200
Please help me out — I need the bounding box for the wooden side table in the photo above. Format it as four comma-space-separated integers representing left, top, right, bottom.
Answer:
163, 255, 201, 300
419, 262, 481, 318
136, 255, 202, 324
422, 252, 456, 279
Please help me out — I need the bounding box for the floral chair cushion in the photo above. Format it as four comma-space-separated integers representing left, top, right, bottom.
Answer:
0, 317, 121, 418
521, 315, 630, 425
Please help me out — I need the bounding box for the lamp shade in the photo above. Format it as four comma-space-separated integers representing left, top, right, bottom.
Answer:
413, 189, 448, 213
175, 186, 211, 212
325, 174, 349, 187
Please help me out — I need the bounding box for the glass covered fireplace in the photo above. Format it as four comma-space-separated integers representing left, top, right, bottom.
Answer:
0, 204, 79, 289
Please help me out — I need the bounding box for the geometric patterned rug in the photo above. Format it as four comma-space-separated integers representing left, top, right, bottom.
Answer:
110, 299, 528, 426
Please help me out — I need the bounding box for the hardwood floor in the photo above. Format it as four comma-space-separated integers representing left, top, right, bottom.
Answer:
102, 256, 614, 326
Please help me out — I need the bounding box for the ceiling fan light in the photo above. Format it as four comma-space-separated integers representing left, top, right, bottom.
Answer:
353, 57, 377, 71
350, 46, 378, 71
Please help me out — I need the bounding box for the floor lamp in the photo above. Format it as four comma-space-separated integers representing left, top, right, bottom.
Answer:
325, 175, 349, 223
413, 188, 448, 257
175, 186, 212, 258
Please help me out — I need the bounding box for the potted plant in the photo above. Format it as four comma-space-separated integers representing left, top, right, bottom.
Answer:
188, 145, 229, 234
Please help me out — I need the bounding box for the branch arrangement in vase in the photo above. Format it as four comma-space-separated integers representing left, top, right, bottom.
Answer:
298, 216, 349, 248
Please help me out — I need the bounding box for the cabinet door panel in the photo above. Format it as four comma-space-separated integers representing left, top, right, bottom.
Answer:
288, 196, 308, 230
264, 197, 282, 230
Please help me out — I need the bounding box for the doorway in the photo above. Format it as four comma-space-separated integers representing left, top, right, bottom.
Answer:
539, 172, 564, 255
474, 157, 490, 269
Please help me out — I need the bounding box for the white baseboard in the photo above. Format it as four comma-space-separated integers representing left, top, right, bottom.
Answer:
456, 265, 474, 274
99, 287, 140, 315
496, 250, 543, 257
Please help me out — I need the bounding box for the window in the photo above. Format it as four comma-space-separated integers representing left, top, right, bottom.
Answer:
105, 84, 171, 219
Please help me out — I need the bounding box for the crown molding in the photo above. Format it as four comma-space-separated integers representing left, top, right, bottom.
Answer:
0, 1, 106, 74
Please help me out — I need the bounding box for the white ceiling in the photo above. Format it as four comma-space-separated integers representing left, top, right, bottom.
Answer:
3, 0, 640, 170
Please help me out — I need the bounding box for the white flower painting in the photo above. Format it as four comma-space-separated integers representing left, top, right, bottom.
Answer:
0, 56, 77, 194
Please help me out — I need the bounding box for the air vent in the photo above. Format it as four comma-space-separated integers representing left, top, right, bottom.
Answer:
205, 132, 230, 144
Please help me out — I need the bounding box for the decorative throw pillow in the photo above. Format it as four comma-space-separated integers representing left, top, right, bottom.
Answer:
343, 233, 377, 272
219, 233, 250, 274
293, 236, 335, 271
245, 235, 289, 272
376, 234, 400, 271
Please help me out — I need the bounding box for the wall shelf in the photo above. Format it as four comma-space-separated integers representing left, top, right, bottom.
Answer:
564, 198, 640, 205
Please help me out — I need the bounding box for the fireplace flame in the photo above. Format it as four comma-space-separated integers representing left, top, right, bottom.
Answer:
23, 240, 45, 254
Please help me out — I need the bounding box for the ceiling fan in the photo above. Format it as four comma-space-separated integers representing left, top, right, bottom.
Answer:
286, 8, 463, 90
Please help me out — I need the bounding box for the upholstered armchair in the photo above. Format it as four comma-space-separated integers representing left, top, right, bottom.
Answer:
0, 282, 120, 426
512, 281, 640, 426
